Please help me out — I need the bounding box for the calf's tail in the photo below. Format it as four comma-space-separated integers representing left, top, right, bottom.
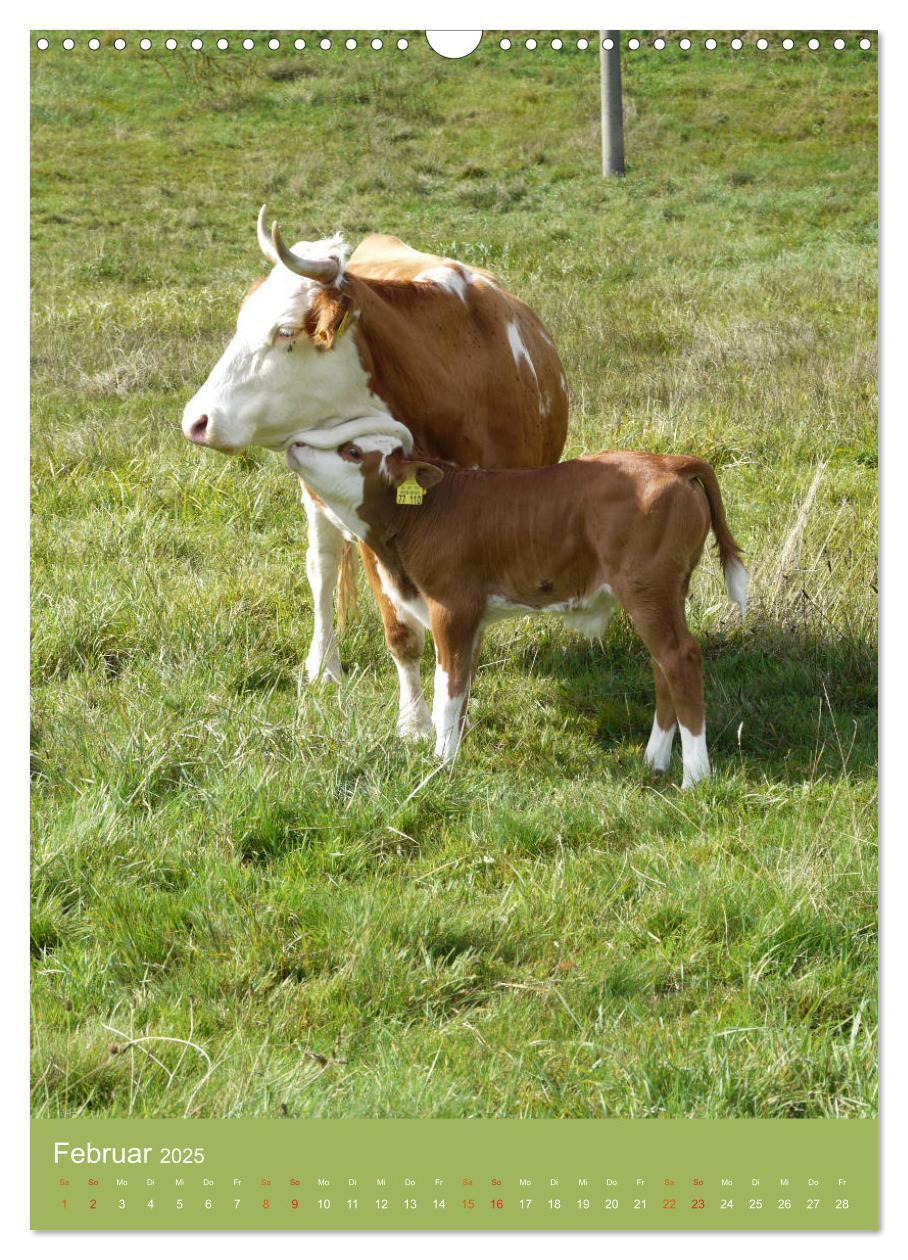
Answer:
684, 460, 749, 618
336, 540, 359, 631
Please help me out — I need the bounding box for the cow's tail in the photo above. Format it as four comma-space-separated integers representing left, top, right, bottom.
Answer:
684, 460, 748, 618
336, 540, 359, 632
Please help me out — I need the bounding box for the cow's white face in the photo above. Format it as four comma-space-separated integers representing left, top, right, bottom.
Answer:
182, 239, 384, 454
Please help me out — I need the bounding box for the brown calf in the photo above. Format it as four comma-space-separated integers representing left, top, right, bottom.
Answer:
287, 428, 748, 788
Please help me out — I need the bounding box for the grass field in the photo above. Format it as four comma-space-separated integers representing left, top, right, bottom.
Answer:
31, 32, 877, 1118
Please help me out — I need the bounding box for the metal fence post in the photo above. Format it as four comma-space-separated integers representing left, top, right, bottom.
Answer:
600, 31, 625, 176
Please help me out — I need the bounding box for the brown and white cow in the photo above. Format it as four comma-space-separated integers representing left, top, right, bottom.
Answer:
182, 208, 568, 736
284, 425, 748, 788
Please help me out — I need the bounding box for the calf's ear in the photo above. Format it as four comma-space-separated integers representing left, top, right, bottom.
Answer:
395, 458, 445, 490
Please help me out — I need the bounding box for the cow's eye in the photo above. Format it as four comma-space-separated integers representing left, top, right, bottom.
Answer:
347, 445, 363, 461
276, 326, 297, 340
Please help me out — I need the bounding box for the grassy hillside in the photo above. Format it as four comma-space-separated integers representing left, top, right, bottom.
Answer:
31, 33, 877, 1118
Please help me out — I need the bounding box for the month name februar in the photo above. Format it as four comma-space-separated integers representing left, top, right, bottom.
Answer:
54, 1142, 152, 1165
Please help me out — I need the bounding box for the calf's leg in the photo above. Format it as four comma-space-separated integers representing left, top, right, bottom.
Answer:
429, 607, 481, 763
301, 490, 344, 683
359, 546, 433, 740
628, 601, 710, 788
644, 660, 678, 773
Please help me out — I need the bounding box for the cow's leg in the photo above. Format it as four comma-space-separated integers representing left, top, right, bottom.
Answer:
627, 598, 710, 789
301, 489, 344, 683
644, 659, 678, 773
358, 545, 433, 740
429, 606, 481, 763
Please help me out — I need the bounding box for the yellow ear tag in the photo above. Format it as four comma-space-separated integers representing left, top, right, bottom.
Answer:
335, 307, 354, 339
396, 476, 425, 506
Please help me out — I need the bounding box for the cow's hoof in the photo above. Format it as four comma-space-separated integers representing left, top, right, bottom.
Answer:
305, 654, 344, 685
398, 712, 434, 741
681, 767, 712, 790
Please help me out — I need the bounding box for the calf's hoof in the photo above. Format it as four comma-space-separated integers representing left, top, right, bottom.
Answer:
644, 720, 676, 774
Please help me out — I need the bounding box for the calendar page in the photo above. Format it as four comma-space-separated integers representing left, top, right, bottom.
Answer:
29, 25, 878, 1233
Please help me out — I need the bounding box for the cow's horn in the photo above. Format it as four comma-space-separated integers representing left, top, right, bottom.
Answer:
257, 204, 278, 264
269, 217, 340, 284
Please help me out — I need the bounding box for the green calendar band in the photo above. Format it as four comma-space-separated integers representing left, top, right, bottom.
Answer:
31, 1117, 877, 1230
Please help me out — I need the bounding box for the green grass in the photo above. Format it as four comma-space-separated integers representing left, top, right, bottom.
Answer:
31, 32, 877, 1118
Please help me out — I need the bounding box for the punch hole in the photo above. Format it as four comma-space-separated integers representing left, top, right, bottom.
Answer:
191, 38, 203, 51
834, 38, 845, 50
371, 38, 383, 50
679, 38, 691, 51
243, 38, 254, 50
808, 38, 820, 50
426, 31, 482, 58
525, 38, 537, 50
217, 38, 229, 51
346, 38, 357, 50
757, 38, 768, 50
782, 38, 794, 50
62, 37, 74, 50
628, 38, 640, 50
705, 38, 717, 51
269, 38, 280, 50
36, 37, 48, 50
653, 38, 665, 50
550, 38, 562, 51
731, 37, 743, 50
602, 38, 614, 50
576, 38, 588, 50
294, 38, 306, 50
114, 38, 125, 49
397, 38, 409, 50
860, 38, 871, 50
139, 38, 152, 50
320, 38, 331, 50
165, 38, 177, 50
88, 37, 100, 50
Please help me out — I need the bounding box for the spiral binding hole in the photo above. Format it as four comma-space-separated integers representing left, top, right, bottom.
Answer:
33, 32, 876, 55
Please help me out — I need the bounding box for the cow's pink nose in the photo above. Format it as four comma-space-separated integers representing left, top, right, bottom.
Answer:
186, 415, 209, 444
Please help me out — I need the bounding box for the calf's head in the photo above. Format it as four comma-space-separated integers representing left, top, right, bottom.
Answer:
286, 432, 444, 539
182, 207, 363, 454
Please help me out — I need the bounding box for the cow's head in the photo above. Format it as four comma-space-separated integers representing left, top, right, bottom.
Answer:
181, 207, 364, 454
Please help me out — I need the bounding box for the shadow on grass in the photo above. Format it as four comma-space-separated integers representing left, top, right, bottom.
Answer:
518, 619, 877, 783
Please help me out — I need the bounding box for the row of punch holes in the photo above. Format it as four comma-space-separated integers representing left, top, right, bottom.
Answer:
35, 34, 875, 53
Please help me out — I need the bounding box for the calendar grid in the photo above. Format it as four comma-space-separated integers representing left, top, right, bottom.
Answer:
32, 1118, 877, 1230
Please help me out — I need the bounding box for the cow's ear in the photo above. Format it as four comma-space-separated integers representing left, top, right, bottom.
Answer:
396, 459, 445, 491
305, 289, 354, 352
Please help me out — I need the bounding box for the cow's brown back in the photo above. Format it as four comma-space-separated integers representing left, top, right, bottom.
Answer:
344, 238, 568, 470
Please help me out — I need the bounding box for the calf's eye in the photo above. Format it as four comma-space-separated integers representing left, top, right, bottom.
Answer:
347, 445, 363, 461
276, 326, 297, 339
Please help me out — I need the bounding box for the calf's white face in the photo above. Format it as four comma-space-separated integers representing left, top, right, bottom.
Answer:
286, 435, 401, 538
181, 236, 385, 454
